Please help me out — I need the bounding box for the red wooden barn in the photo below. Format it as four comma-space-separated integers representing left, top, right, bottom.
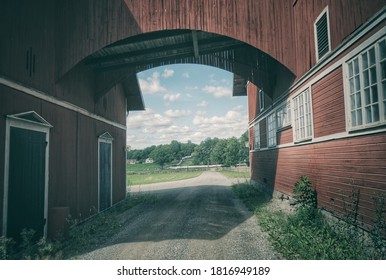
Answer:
0, 0, 385, 240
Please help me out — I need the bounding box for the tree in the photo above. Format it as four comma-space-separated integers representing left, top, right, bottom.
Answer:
170, 140, 182, 161
149, 145, 173, 168
180, 140, 196, 157
210, 139, 228, 164
224, 137, 241, 166
192, 138, 219, 165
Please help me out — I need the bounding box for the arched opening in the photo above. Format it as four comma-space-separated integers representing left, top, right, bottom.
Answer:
83, 29, 295, 111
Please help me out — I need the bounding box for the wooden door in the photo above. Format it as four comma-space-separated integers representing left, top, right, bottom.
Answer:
7, 127, 47, 241
99, 141, 112, 211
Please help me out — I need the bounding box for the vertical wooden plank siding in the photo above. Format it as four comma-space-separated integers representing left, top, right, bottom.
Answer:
247, 82, 258, 121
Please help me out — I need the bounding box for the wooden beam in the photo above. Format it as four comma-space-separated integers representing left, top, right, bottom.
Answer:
86, 36, 239, 65
192, 30, 200, 59
98, 41, 245, 71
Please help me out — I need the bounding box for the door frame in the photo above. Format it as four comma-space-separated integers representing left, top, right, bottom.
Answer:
98, 132, 113, 212
2, 111, 51, 238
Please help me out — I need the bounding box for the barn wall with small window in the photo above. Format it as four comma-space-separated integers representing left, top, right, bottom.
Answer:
248, 5, 386, 229
293, 0, 385, 79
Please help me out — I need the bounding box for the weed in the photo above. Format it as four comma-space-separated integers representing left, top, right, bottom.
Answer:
1, 193, 157, 259
233, 177, 386, 260
370, 193, 386, 258
293, 176, 317, 209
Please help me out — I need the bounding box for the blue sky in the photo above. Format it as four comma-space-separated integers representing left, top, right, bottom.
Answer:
126, 64, 248, 149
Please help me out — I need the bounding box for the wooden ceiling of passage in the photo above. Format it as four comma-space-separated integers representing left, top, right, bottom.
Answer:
85, 29, 288, 98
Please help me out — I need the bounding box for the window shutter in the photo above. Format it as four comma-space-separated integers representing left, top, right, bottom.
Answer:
315, 11, 330, 60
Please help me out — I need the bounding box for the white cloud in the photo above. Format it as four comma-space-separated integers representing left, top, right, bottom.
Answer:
185, 86, 198, 91
164, 109, 192, 118
138, 71, 166, 94
202, 85, 232, 98
197, 100, 208, 107
193, 111, 241, 126
158, 125, 191, 134
127, 109, 171, 130
232, 105, 244, 111
163, 93, 181, 102
162, 68, 175, 78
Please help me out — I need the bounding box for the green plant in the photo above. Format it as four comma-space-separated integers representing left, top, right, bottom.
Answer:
371, 193, 386, 259
293, 176, 317, 209
0, 236, 14, 260
233, 179, 386, 259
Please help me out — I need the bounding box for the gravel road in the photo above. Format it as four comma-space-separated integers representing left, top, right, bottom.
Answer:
79, 171, 280, 260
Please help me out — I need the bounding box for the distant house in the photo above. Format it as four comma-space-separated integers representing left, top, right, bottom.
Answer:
145, 158, 154, 164
127, 159, 137, 165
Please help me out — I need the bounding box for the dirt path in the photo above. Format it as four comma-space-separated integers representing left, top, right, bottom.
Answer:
79, 172, 279, 260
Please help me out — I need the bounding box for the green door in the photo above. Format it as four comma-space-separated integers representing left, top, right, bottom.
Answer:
99, 141, 112, 211
7, 127, 47, 241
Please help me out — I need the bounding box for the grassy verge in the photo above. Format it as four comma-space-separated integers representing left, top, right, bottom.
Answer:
232, 182, 386, 259
127, 171, 202, 185
220, 170, 250, 179
1, 193, 157, 260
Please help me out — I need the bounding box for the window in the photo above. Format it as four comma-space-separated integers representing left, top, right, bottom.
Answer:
254, 123, 260, 150
277, 100, 291, 129
345, 37, 386, 130
293, 89, 313, 141
267, 113, 277, 147
259, 89, 265, 111
314, 7, 331, 61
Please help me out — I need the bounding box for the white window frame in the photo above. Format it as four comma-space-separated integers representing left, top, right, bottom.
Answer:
344, 36, 386, 131
254, 122, 260, 150
314, 6, 331, 62
293, 88, 313, 142
277, 100, 292, 129
3, 111, 52, 238
267, 113, 277, 147
259, 89, 265, 111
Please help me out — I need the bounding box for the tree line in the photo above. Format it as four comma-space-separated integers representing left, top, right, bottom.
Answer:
127, 132, 249, 168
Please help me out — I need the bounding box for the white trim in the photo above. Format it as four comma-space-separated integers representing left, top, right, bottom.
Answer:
292, 87, 314, 142
249, 8, 386, 126
3, 113, 51, 238
0, 76, 127, 131
98, 133, 113, 212
314, 6, 331, 62
259, 89, 265, 111
343, 36, 386, 131
249, 25, 386, 130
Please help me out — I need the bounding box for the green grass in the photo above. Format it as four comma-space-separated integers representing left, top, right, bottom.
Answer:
232, 182, 386, 260
127, 170, 202, 185
127, 163, 162, 173
220, 170, 250, 179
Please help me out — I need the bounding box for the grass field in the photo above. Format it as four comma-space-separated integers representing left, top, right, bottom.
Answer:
219, 170, 250, 179
127, 163, 162, 173
127, 171, 203, 185
126, 163, 250, 185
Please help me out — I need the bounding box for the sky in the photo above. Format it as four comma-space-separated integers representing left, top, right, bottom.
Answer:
126, 64, 248, 149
